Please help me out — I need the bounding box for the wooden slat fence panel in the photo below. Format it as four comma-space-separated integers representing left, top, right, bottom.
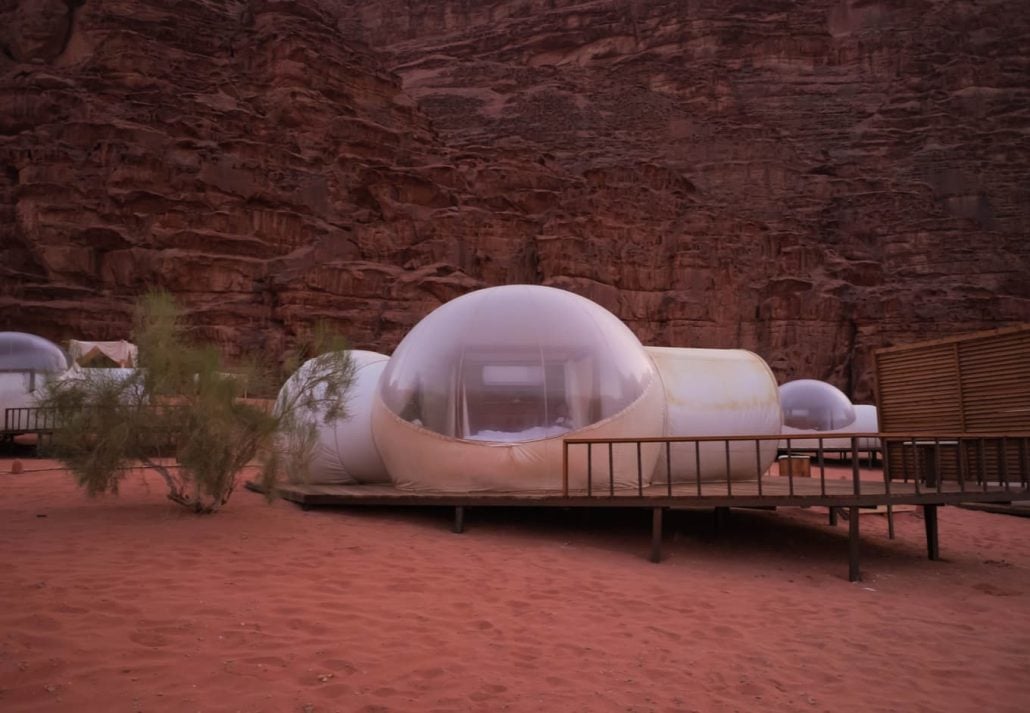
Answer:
874, 325, 1030, 480
958, 330, 1030, 432
875, 345, 963, 432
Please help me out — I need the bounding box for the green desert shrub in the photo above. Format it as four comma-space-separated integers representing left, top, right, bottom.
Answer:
40, 292, 355, 513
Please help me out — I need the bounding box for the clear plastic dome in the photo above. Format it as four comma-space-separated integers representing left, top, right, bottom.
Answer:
779, 379, 856, 431
0, 332, 68, 372
379, 285, 656, 443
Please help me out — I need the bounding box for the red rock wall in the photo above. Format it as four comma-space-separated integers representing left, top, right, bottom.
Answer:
2, 0, 1028, 401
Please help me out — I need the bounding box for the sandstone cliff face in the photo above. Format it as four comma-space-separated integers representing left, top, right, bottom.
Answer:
2, 0, 1028, 401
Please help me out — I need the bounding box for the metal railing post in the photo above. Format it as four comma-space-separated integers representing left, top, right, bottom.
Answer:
755, 439, 763, 496
637, 441, 644, 496
587, 443, 592, 497
851, 436, 862, 496
608, 442, 614, 497
818, 437, 826, 496
562, 440, 569, 497
724, 440, 732, 496
999, 437, 1009, 491
694, 440, 702, 497
665, 441, 672, 497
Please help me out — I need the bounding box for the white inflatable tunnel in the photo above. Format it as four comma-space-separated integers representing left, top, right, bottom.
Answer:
371, 285, 666, 492
648, 347, 782, 482
277, 350, 390, 484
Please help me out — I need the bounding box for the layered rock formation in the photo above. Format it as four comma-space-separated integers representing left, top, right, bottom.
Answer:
2, 0, 1028, 400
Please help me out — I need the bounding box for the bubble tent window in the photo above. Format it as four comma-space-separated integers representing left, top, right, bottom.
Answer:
779, 379, 856, 431
378, 285, 656, 443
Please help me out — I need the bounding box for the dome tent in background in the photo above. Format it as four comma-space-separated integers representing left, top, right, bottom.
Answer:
779, 378, 857, 438
0, 332, 69, 415
371, 285, 665, 492
648, 347, 782, 483
784, 403, 881, 454
275, 350, 390, 484
0, 332, 67, 373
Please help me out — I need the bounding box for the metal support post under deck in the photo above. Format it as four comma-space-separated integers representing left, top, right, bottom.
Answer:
924, 504, 939, 560
886, 504, 896, 540
848, 506, 861, 582
452, 506, 465, 534
713, 506, 729, 536
828, 507, 838, 526
650, 507, 663, 563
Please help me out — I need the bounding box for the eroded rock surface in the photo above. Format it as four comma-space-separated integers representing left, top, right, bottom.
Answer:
2, 0, 1028, 399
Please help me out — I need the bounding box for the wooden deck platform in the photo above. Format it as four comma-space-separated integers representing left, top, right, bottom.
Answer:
247, 475, 1027, 582
260, 477, 1023, 509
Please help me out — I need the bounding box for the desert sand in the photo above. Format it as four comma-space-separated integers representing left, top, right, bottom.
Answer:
1, 459, 1028, 713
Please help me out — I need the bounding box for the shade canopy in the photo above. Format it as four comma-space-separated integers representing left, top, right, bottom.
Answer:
0, 332, 68, 373
779, 379, 856, 431
68, 340, 138, 368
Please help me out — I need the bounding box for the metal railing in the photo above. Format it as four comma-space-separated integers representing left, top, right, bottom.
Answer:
2, 404, 190, 448
560, 432, 1030, 500
2, 407, 58, 435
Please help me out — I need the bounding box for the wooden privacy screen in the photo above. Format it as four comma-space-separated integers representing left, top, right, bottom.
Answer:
874, 325, 1030, 481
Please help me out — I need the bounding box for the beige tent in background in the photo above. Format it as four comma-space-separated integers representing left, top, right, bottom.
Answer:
67, 340, 138, 368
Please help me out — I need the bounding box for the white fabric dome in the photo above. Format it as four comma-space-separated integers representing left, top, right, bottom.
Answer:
372, 285, 665, 491
277, 350, 390, 484
649, 347, 782, 483
779, 379, 856, 432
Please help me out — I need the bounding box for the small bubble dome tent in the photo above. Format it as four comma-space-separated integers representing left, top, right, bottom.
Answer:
779, 379, 856, 432
276, 350, 390, 484
0, 332, 69, 413
647, 347, 782, 482
371, 285, 666, 492
0, 332, 67, 373
783, 403, 880, 455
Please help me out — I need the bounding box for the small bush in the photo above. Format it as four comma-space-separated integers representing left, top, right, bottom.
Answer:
40, 293, 354, 513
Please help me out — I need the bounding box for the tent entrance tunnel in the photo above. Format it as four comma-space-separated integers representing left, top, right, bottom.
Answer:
251, 432, 1030, 582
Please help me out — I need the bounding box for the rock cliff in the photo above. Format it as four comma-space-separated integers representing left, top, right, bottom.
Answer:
2, 0, 1028, 400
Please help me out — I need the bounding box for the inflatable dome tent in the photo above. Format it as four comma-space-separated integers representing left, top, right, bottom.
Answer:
779, 379, 856, 433
0, 332, 69, 420
275, 350, 390, 484
648, 347, 782, 482
371, 285, 665, 492
784, 403, 880, 456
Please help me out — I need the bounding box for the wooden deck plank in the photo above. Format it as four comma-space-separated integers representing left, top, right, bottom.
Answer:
248, 477, 1026, 509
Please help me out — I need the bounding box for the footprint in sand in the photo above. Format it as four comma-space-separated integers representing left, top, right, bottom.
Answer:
129, 631, 170, 647
973, 582, 1019, 597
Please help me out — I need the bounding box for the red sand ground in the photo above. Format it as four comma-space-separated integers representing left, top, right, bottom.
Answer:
1, 460, 1028, 713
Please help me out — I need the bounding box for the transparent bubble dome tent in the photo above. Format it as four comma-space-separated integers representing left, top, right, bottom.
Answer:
779, 379, 857, 433
0, 332, 69, 413
371, 285, 666, 491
